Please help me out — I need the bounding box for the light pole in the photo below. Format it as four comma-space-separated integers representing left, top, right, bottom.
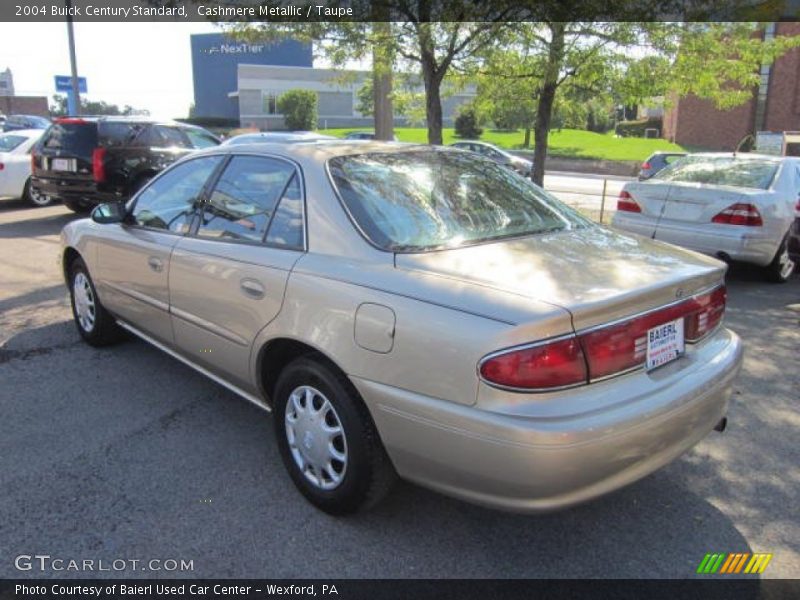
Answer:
65, 0, 81, 115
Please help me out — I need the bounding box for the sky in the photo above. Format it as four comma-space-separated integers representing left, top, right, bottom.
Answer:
0, 22, 224, 119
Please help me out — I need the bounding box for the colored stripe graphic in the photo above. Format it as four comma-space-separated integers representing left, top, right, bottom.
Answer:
698, 553, 773, 574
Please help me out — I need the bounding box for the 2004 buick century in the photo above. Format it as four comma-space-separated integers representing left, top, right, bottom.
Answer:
60, 142, 743, 514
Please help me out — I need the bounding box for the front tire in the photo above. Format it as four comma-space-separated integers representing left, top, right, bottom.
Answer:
765, 235, 795, 283
273, 357, 396, 515
68, 258, 123, 346
24, 179, 52, 207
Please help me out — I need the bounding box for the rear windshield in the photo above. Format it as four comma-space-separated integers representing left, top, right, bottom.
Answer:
98, 121, 147, 146
654, 156, 778, 189
0, 134, 26, 152
328, 150, 589, 252
41, 122, 98, 157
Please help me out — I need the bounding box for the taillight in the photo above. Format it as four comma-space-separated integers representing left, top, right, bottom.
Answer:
92, 147, 106, 182
641, 161, 652, 170
711, 203, 762, 226
617, 190, 641, 213
480, 285, 726, 390
0, 162, 4, 171
479, 336, 588, 390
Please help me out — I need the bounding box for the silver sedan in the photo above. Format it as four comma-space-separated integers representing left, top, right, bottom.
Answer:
60, 142, 742, 514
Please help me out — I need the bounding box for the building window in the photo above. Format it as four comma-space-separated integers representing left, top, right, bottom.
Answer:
262, 92, 279, 115
0, 82, 7, 89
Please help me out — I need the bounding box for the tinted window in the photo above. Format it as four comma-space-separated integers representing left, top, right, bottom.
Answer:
41, 122, 98, 157
150, 125, 190, 148
329, 150, 589, 251
655, 156, 778, 189
184, 128, 219, 149
265, 174, 304, 249
131, 156, 222, 233
197, 156, 295, 243
0, 134, 26, 152
99, 121, 146, 146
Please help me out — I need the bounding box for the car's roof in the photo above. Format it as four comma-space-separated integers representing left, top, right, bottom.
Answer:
197, 139, 425, 161
686, 152, 798, 163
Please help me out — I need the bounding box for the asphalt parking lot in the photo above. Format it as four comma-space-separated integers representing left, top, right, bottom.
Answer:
1, 198, 798, 579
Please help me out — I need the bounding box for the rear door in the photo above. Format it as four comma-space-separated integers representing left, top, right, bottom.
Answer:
93, 155, 224, 344
169, 154, 305, 391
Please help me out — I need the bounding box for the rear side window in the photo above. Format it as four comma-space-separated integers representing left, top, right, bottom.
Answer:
98, 121, 147, 147
197, 155, 295, 244
150, 125, 191, 148
41, 122, 98, 157
0, 134, 26, 152
183, 128, 219, 149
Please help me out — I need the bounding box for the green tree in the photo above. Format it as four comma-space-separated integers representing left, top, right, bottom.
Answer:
277, 89, 318, 130
50, 95, 148, 117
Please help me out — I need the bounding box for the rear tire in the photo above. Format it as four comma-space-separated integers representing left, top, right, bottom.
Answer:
765, 235, 795, 283
68, 257, 123, 346
63, 199, 91, 213
24, 179, 52, 207
273, 356, 396, 515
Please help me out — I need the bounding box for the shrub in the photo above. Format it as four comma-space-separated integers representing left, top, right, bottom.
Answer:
615, 117, 663, 138
454, 105, 483, 139
277, 89, 318, 131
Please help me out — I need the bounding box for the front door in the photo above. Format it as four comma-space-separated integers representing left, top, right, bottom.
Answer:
94, 155, 223, 344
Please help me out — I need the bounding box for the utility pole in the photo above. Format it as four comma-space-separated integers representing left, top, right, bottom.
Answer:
65, 0, 81, 115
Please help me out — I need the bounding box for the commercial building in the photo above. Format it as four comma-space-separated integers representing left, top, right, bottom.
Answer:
0, 67, 49, 117
0, 68, 14, 96
190, 33, 475, 130
663, 23, 800, 150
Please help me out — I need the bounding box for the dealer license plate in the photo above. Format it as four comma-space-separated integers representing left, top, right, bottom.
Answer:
646, 318, 684, 371
51, 158, 76, 172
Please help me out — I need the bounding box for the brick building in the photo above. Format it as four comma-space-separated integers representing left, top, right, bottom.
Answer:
663, 22, 800, 150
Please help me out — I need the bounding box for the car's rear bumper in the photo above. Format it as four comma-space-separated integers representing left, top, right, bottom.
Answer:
613, 214, 780, 267
353, 327, 743, 513
31, 176, 120, 206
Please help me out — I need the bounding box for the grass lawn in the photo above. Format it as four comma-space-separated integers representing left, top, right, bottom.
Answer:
321, 127, 687, 162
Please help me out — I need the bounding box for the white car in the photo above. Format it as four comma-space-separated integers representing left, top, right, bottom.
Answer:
612, 153, 799, 283
0, 129, 51, 206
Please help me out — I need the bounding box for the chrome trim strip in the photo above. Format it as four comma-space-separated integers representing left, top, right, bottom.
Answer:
169, 306, 249, 347
116, 320, 270, 412
103, 281, 169, 312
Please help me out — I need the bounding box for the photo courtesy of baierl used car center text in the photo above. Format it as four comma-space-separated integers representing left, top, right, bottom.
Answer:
0, 1, 798, 599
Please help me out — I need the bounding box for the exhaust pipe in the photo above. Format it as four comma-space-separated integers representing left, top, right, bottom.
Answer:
714, 417, 727, 432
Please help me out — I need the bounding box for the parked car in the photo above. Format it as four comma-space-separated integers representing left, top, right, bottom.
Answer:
613, 153, 799, 283
223, 131, 336, 146
344, 131, 400, 141
638, 151, 687, 180
61, 142, 742, 515
2, 114, 51, 132
31, 117, 219, 212
450, 140, 533, 177
0, 129, 50, 206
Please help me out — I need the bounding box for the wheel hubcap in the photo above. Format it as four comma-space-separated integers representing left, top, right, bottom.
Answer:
284, 385, 347, 490
73, 272, 96, 332
778, 246, 795, 280
29, 187, 49, 206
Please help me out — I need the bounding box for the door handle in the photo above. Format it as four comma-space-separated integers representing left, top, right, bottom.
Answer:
147, 256, 163, 272
240, 278, 265, 299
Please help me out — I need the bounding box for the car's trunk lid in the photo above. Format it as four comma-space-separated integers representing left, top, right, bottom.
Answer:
657, 182, 768, 225
395, 226, 725, 331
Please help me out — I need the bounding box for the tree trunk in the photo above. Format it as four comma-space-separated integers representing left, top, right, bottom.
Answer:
523, 126, 531, 148
419, 22, 444, 145
371, 21, 394, 140
531, 23, 566, 187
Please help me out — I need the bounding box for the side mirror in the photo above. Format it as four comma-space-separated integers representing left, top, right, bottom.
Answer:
91, 202, 127, 224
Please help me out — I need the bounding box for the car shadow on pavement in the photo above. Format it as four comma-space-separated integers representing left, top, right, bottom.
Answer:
0, 320, 760, 581
0, 211, 77, 239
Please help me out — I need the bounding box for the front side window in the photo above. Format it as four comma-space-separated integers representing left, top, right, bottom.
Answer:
131, 156, 222, 233
654, 156, 778, 190
328, 150, 590, 252
197, 155, 296, 243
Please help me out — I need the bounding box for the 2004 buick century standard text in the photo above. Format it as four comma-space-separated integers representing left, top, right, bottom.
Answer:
60, 142, 743, 515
